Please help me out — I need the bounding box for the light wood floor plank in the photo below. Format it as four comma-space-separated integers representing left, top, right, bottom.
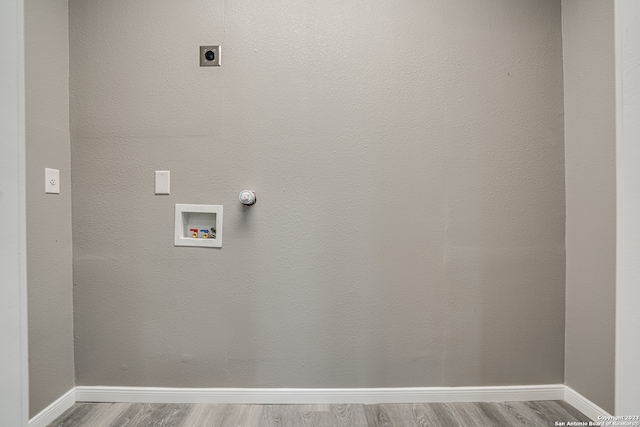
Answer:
331, 404, 368, 427
299, 404, 332, 412
526, 400, 590, 425
300, 408, 337, 427
104, 403, 146, 427
145, 403, 193, 426
422, 403, 461, 427
363, 405, 389, 427
46, 400, 591, 427
410, 403, 440, 427
235, 405, 264, 427
555, 399, 592, 422
67, 402, 130, 427
212, 404, 264, 427
498, 401, 550, 426
180, 403, 229, 426
380, 404, 420, 426
446, 402, 498, 426
48, 403, 99, 427
263, 404, 307, 427
477, 401, 520, 426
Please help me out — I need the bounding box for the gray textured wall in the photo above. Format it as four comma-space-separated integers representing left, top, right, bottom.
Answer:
25, 0, 75, 417
562, 0, 616, 414
70, 0, 566, 388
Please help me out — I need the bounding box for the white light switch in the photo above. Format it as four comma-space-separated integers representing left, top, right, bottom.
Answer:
155, 171, 170, 195
45, 168, 60, 194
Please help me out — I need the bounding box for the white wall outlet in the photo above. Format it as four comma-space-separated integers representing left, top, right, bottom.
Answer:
155, 171, 170, 195
45, 168, 60, 194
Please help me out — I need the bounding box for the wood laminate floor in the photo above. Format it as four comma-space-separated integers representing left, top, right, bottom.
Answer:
47, 400, 590, 426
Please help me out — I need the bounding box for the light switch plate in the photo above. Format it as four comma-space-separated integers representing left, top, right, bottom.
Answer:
155, 171, 170, 195
45, 168, 60, 194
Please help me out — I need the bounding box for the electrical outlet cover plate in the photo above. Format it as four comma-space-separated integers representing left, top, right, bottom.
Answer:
45, 168, 60, 194
174, 204, 223, 248
200, 45, 221, 66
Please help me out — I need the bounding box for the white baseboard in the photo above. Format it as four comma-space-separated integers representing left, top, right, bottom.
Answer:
564, 386, 612, 422
31, 384, 610, 423
29, 388, 76, 427
75, 384, 565, 405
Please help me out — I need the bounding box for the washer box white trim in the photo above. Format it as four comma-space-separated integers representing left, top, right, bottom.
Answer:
174, 204, 223, 248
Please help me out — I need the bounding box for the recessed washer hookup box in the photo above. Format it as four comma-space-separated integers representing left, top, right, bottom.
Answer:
174, 204, 223, 248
